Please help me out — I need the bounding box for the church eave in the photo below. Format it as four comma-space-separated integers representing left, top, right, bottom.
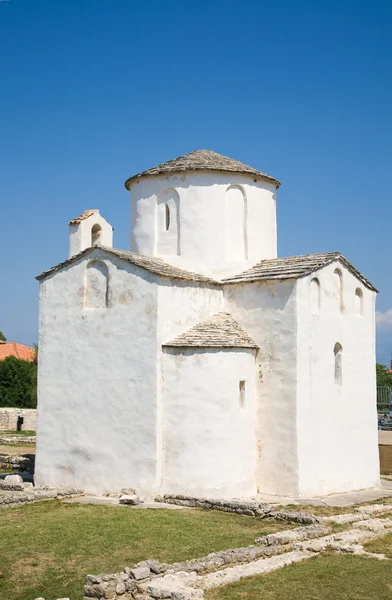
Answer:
124, 149, 280, 190
36, 246, 220, 286
222, 252, 378, 293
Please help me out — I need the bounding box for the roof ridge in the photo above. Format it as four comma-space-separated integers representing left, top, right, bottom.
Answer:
69, 209, 98, 225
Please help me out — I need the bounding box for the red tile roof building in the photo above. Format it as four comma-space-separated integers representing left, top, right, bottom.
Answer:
0, 341, 36, 362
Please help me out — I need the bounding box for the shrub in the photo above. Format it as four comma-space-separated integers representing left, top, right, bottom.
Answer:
0, 356, 37, 408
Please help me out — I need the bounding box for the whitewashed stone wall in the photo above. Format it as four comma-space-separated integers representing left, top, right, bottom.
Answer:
35, 249, 224, 496
129, 171, 277, 278
161, 348, 257, 498
0, 408, 37, 432
296, 261, 380, 495
223, 279, 299, 497
35, 251, 160, 494
224, 261, 379, 498
69, 210, 113, 257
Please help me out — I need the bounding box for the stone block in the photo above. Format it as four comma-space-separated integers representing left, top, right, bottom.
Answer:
86, 575, 103, 585
83, 585, 99, 597
4, 474, 23, 484
116, 580, 126, 594
149, 560, 168, 574
147, 584, 173, 598
130, 566, 151, 580
125, 579, 138, 592
119, 495, 141, 505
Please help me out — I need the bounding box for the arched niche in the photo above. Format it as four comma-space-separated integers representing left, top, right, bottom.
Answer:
156, 188, 180, 256
85, 260, 109, 309
333, 268, 344, 314
334, 342, 343, 386
91, 223, 102, 246
310, 277, 321, 314
355, 288, 363, 316
225, 185, 247, 261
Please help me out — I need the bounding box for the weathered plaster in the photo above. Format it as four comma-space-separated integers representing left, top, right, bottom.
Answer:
296, 260, 380, 496
69, 210, 113, 258
223, 279, 299, 496
129, 172, 277, 278
161, 347, 257, 498
35, 248, 159, 494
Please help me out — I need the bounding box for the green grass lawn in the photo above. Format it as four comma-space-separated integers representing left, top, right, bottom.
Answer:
0, 500, 289, 600
205, 554, 392, 600
4, 430, 36, 437
365, 531, 392, 557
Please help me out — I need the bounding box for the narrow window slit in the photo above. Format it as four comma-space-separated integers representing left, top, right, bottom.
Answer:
334, 343, 342, 387
239, 380, 246, 408
165, 204, 170, 231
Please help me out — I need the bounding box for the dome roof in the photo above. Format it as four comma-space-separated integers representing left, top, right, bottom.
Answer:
124, 149, 280, 189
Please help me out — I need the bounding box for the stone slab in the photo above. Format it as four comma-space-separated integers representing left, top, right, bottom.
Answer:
63, 496, 187, 509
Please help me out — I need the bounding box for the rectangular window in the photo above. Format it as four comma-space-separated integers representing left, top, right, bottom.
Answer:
239, 380, 246, 408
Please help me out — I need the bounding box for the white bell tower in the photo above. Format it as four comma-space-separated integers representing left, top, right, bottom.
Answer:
68, 209, 113, 258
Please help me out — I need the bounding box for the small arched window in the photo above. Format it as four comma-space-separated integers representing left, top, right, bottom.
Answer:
334, 268, 344, 314
91, 224, 102, 246
355, 288, 363, 316
310, 278, 321, 314
85, 260, 109, 309
334, 343, 343, 386
225, 185, 248, 260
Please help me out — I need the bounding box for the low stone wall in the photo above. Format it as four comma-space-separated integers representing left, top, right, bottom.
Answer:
0, 452, 35, 473
83, 523, 331, 599
158, 494, 270, 516
158, 495, 321, 524
0, 408, 36, 432
0, 481, 84, 508
0, 435, 36, 444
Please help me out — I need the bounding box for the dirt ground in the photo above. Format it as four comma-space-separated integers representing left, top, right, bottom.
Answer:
0, 444, 36, 455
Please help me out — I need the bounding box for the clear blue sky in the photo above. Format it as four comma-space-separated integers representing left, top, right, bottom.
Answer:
1, 0, 391, 362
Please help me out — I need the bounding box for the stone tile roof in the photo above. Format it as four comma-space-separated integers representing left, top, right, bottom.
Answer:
222, 252, 378, 292
0, 342, 36, 362
36, 247, 220, 285
69, 209, 98, 225
124, 150, 280, 189
163, 312, 259, 349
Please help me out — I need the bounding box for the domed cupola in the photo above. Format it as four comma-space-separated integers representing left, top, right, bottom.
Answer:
125, 150, 280, 278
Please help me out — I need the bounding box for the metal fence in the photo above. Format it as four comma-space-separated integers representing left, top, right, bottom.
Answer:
377, 386, 392, 429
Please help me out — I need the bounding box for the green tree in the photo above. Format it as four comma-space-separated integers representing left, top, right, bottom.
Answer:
376, 363, 392, 387
0, 356, 37, 408
0, 330, 6, 342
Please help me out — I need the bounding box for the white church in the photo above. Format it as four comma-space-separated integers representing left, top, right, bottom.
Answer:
35, 150, 380, 499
